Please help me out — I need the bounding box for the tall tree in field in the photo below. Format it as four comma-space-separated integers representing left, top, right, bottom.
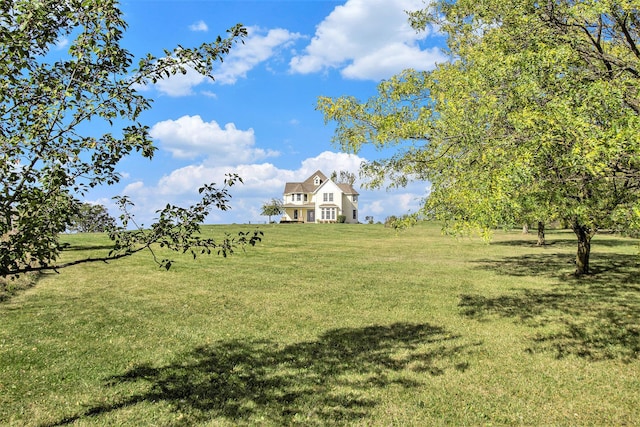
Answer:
318, 0, 640, 275
0, 0, 261, 276
260, 198, 284, 223
68, 203, 116, 233
330, 170, 357, 185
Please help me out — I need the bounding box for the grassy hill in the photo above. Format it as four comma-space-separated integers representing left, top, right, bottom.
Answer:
1, 222, 638, 425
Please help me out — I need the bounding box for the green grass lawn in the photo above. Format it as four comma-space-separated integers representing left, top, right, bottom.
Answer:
1, 222, 639, 426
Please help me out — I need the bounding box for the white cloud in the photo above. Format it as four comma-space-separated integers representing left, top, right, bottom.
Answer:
153, 66, 207, 97
201, 90, 218, 98
117, 164, 278, 225
151, 151, 365, 198
154, 165, 220, 196
290, 0, 445, 80
298, 151, 363, 179
215, 26, 303, 85
146, 26, 302, 95
358, 182, 427, 222
189, 20, 208, 32
342, 45, 445, 81
368, 200, 386, 215
123, 181, 144, 194
55, 37, 69, 50
359, 191, 423, 221
149, 115, 279, 164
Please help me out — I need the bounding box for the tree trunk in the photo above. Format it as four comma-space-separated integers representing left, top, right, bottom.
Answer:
572, 222, 593, 276
522, 223, 529, 234
536, 221, 545, 246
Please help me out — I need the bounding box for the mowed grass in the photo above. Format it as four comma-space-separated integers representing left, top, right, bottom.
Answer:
1, 222, 639, 426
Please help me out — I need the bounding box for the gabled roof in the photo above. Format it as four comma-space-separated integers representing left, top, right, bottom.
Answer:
303, 170, 327, 187
337, 183, 359, 195
283, 182, 305, 194
284, 170, 328, 194
283, 170, 359, 195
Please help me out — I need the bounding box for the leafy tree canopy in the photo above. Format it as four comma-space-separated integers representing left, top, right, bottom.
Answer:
330, 170, 357, 185
68, 203, 116, 233
0, 0, 261, 277
260, 198, 284, 223
317, 0, 640, 275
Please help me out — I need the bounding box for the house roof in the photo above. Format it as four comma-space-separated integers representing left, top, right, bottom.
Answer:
283, 203, 315, 209
283, 182, 305, 194
283, 170, 328, 194
337, 183, 359, 195
283, 170, 359, 195
303, 170, 327, 187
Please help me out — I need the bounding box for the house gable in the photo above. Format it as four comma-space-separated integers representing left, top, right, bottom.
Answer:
303, 170, 328, 191
284, 170, 327, 195
313, 178, 342, 200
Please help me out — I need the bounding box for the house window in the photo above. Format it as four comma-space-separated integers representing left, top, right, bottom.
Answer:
296, 194, 301, 201
321, 207, 336, 220
304, 194, 308, 202
314, 176, 322, 185
352, 195, 358, 202
293, 209, 298, 220
323, 193, 333, 202
353, 209, 357, 220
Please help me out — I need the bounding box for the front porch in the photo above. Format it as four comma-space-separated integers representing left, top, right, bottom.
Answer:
281, 204, 316, 223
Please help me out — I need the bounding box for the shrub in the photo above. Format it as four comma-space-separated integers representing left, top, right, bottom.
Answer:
385, 214, 418, 230
384, 216, 398, 228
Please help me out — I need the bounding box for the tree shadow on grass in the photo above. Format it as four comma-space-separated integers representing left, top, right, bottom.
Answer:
49, 323, 471, 426
463, 252, 640, 361
0, 272, 40, 303
62, 243, 115, 252
491, 234, 633, 249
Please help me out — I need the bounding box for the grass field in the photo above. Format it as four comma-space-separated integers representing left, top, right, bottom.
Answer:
1, 222, 639, 426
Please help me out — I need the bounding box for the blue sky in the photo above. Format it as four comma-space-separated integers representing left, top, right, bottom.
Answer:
85, 0, 446, 225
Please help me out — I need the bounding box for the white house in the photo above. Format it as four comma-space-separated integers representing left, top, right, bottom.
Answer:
281, 170, 359, 223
